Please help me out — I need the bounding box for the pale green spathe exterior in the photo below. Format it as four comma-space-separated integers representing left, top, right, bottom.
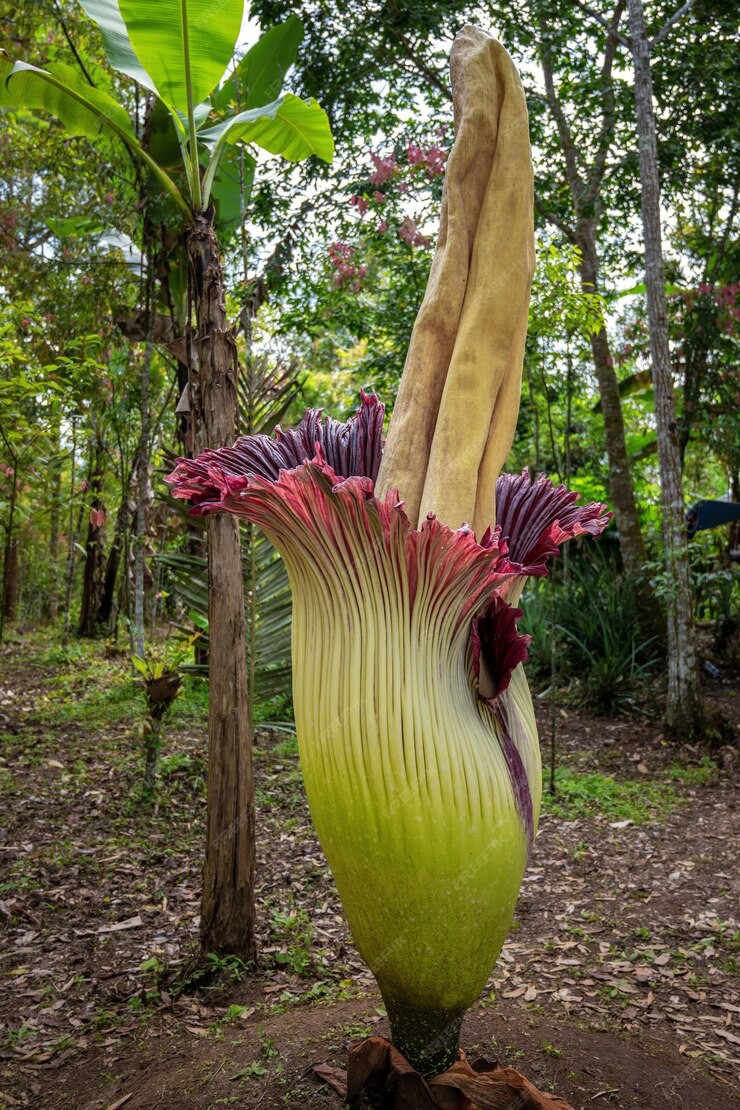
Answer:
282, 528, 539, 1014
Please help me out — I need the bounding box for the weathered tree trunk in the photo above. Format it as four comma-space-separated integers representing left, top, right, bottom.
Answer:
576, 222, 647, 577
0, 461, 18, 641
61, 420, 79, 650
2, 539, 19, 624
626, 0, 703, 739
47, 414, 63, 622
186, 210, 256, 961
535, 10, 647, 578
133, 344, 152, 658
78, 436, 107, 638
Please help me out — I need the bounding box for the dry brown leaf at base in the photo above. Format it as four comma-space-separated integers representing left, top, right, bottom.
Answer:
313, 1036, 575, 1109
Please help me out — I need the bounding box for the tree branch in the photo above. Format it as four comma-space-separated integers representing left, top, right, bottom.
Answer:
651, 0, 697, 48
388, 27, 452, 102
534, 198, 576, 244
585, 0, 626, 205
53, 1, 95, 86
539, 49, 584, 203
572, 0, 630, 47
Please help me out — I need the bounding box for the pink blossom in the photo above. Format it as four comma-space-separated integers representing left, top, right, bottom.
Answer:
373, 191, 385, 204
349, 194, 368, 216
329, 242, 360, 287
407, 141, 426, 165
79, 479, 88, 493
327, 242, 369, 289
424, 145, 447, 176
4, 466, 14, 478
377, 220, 389, 234
369, 152, 398, 186
328, 242, 356, 267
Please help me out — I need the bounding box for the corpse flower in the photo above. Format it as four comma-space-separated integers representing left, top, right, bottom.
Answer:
168, 24, 611, 1091
166, 395, 609, 1074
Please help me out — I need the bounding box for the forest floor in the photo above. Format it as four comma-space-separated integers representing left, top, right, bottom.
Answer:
0, 631, 738, 1110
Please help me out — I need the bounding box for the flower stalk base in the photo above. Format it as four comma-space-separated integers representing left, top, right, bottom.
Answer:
384, 999, 464, 1078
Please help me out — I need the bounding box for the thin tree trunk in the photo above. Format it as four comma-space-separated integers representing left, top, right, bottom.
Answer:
240, 157, 257, 741
576, 222, 647, 577
47, 413, 62, 621
564, 344, 573, 487
78, 436, 106, 637
61, 419, 78, 649
0, 462, 18, 641
533, 10, 647, 577
3, 539, 19, 624
99, 449, 140, 631
626, 0, 703, 739
133, 344, 152, 658
525, 362, 541, 470
186, 210, 255, 961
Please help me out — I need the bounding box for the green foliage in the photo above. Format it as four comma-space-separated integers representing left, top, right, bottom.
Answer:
528, 243, 605, 342
269, 907, 313, 976
159, 531, 292, 708
117, 0, 244, 114
543, 769, 673, 824
203, 951, 251, 981
520, 551, 660, 715
666, 757, 718, 787
688, 535, 739, 658
215, 15, 303, 110
5, 0, 333, 221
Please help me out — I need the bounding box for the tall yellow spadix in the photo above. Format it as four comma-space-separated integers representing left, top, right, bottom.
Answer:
376, 26, 536, 536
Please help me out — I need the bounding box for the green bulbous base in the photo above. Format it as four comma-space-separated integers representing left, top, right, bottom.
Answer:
384, 997, 464, 1079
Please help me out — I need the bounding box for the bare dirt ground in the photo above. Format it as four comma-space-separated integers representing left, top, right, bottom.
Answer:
0, 633, 737, 1109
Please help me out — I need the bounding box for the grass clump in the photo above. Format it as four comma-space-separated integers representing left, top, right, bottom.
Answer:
543, 768, 680, 824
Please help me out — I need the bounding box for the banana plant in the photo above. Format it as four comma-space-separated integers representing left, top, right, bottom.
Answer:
1, 0, 333, 959
1, 4, 332, 220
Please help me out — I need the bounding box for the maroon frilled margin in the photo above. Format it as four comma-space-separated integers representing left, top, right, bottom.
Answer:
313, 1036, 575, 1109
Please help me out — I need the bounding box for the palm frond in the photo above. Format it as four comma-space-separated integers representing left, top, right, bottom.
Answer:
158, 356, 303, 718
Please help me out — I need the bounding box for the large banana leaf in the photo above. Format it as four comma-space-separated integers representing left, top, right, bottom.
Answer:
118, 0, 244, 115
212, 15, 304, 111
3, 60, 189, 215
200, 93, 332, 205
6, 61, 135, 138
78, 0, 158, 94
210, 148, 255, 230
199, 93, 333, 161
